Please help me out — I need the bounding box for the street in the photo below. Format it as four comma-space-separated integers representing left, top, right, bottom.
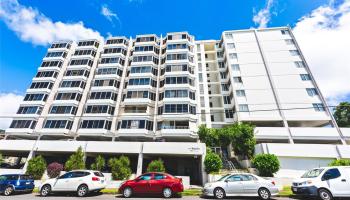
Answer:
2, 193, 299, 200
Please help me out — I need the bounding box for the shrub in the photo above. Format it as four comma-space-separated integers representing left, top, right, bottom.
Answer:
47, 162, 63, 178
26, 155, 47, 180
91, 155, 105, 171
252, 154, 280, 177
65, 146, 85, 171
204, 150, 222, 173
108, 156, 132, 180
329, 159, 350, 166
229, 123, 256, 159
0, 154, 3, 165
147, 159, 165, 172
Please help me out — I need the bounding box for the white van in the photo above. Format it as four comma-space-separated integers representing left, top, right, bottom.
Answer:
291, 166, 350, 200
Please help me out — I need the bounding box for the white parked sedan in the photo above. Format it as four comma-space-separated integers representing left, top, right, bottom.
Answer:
202, 173, 279, 199
39, 170, 106, 197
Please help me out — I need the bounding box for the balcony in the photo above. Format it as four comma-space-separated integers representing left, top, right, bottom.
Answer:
77, 129, 112, 136
117, 128, 153, 138
290, 127, 341, 141
123, 98, 154, 106
32, 77, 57, 82
254, 127, 290, 140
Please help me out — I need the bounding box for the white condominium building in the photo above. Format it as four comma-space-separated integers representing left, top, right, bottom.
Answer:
1, 27, 350, 181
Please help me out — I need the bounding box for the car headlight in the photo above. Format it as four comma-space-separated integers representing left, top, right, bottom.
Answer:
205, 183, 212, 188
301, 180, 313, 186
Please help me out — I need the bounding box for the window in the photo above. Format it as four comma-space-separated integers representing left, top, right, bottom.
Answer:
233, 77, 243, 83
164, 104, 191, 113
35, 71, 58, 78
239, 104, 249, 112
154, 173, 165, 180
78, 40, 99, 48
136, 36, 156, 43
229, 53, 237, 59
220, 72, 227, 79
119, 120, 153, 130
130, 66, 157, 75
225, 109, 234, 118
290, 50, 300, 56
89, 92, 117, 101
139, 174, 152, 180
100, 57, 125, 65
306, 88, 318, 96
24, 93, 48, 101
43, 120, 73, 129
69, 59, 93, 66
225, 33, 233, 39
300, 74, 311, 81
223, 96, 231, 104
165, 64, 191, 73
65, 70, 89, 77
10, 120, 37, 129
165, 77, 193, 86
41, 61, 63, 68
281, 30, 290, 35
294, 61, 305, 68
231, 64, 240, 71
322, 168, 341, 180
285, 39, 295, 45
226, 175, 242, 182
227, 43, 235, 49
217, 51, 224, 58
125, 91, 155, 100
30, 82, 53, 89
221, 84, 229, 91
166, 53, 188, 60
218, 62, 225, 69
132, 55, 158, 64
80, 120, 112, 130
128, 78, 157, 87
17, 106, 42, 115
241, 175, 257, 181
103, 47, 127, 55
74, 49, 97, 57
50, 106, 77, 114
106, 38, 127, 45
236, 90, 246, 97
55, 92, 82, 101
60, 81, 86, 88
97, 68, 123, 76
167, 43, 187, 50
46, 51, 66, 58
50, 43, 69, 49
199, 73, 203, 82
93, 79, 120, 88
313, 103, 325, 112
164, 90, 191, 98
85, 105, 115, 114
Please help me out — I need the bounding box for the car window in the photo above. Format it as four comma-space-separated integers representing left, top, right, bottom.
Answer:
3, 175, 19, 180
94, 172, 104, 177
322, 168, 341, 180
20, 175, 33, 180
0, 175, 7, 181
218, 174, 230, 181
73, 171, 90, 178
154, 173, 165, 180
139, 174, 152, 180
226, 175, 242, 182
301, 168, 324, 178
59, 172, 74, 179
241, 175, 257, 181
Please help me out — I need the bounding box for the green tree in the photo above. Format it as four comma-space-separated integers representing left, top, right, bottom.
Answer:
329, 159, 350, 166
252, 154, 280, 177
333, 102, 350, 127
26, 155, 47, 180
91, 155, 105, 171
147, 159, 165, 172
0, 154, 3, 165
229, 123, 256, 159
65, 146, 85, 171
198, 125, 220, 147
204, 150, 223, 173
108, 156, 132, 180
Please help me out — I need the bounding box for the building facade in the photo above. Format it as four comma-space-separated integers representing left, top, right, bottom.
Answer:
2, 27, 350, 182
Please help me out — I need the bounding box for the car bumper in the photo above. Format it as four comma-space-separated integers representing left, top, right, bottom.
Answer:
291, 186, 318, 196
202, 188, 214, 196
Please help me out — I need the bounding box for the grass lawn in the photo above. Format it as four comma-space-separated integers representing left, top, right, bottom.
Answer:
278, 186, 293, 197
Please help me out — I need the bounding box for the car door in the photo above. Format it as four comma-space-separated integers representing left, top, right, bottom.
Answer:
54, 172, 74, 191
133, 173, 152, 194
224, 174, 244, 195
342, 167, 350, 196
241, 174, 260, 194
322, 168, 349, 196
68, 171, 89, 190
150, 173, 166, 193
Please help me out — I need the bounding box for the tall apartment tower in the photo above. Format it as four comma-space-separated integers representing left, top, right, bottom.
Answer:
2, 27, 350, 179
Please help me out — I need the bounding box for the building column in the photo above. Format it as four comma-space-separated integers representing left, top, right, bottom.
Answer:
136, 143, 144, 176
22, 150, 35, 174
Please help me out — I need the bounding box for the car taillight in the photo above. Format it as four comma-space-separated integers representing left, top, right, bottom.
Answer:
92, 177, 100, 181
271, 181, 275, 185
179, 178, 182, 183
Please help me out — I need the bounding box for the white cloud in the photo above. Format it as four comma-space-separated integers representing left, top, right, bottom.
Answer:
0, 0, 103, 46
253, 0, 274, 28
0, 93, 23, 130
293, 0, 350, 105
101, 4, 121, 26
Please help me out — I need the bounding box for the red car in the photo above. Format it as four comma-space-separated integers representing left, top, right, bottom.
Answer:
118, 172, 184, 198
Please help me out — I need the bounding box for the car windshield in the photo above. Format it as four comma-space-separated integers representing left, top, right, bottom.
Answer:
218, 174, 230, 181
301, 168, 324, 178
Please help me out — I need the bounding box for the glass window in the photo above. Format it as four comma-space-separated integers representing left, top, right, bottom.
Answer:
227, 43, 235, 49
294, 61, 305, 68
300, 74, 311, 81
139, 174, 152, 180
236, 90, 245, 97
322, 168, 341, 180
239, 104, 249, 112
231, 64, 240, 71
154, 173, 165, 180
313, 103, 325, 112
226, 175, 242, 182
306, 88, 318, 96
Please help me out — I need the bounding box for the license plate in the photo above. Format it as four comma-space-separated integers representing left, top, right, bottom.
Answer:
101, 180, 104, 183
293, 188, 297, 192
26, 182, 30, 185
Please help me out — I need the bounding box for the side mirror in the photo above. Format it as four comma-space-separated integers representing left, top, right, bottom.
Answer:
224, 179, 229, 182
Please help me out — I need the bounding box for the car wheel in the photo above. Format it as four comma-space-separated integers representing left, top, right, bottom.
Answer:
123, 187, 132, 198
3, 186, 13, 196
214, 188, 225, 199
77, 184, 89, 197
258, 188, 271, 200
40, 185, 51, 197
163, 187, 173, 198
319, 189, 333, 200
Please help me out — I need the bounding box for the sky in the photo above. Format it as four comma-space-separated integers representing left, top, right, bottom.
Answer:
0, 0, 349, 128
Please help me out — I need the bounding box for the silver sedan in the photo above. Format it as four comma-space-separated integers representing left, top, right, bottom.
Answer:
202, 173, 279, 199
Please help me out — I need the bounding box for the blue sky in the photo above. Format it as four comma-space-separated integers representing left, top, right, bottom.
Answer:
0, 0, 349, 119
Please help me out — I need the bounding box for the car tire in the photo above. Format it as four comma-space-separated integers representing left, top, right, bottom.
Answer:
258, 188, 271, 200
163, 187, 173, 198
123, 187, 133, 198
214, 188, 225, 199
40, 185, 51, 197
3, 186, 13, 196
77, 184, 89, 197
319, 188, 333, 200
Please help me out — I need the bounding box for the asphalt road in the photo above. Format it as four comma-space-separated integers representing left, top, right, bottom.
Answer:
2, 193, 299, 200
